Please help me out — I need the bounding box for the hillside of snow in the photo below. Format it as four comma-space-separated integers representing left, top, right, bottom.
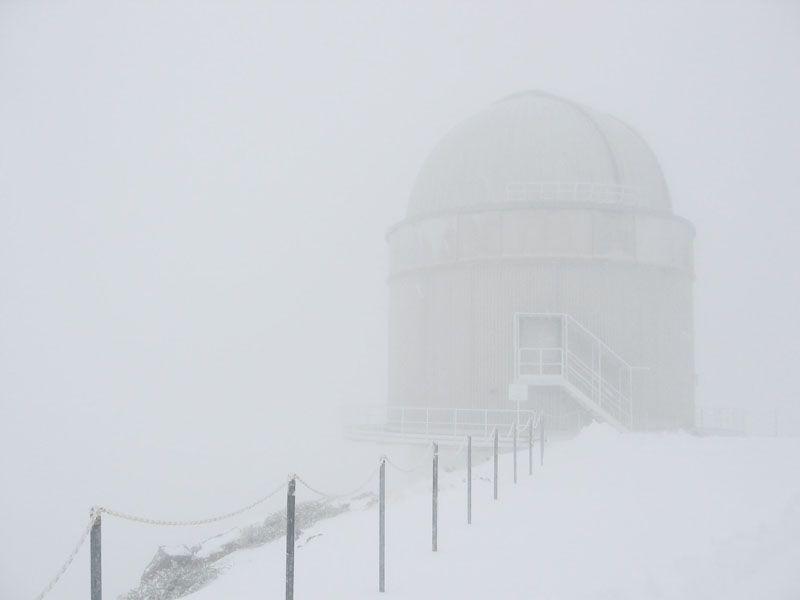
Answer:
175, 425, 800, 600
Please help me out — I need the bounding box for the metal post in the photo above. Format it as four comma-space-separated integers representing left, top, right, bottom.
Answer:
432, 442, 438, 552
467, 435, 472, 524
540, 416, 545, 467
528, 418, 533, 475
90, 509, 101, 600
493, 428, 499, 500
379, 459, 385, 593
285, 476, 296, 600
513, 422, 518, 484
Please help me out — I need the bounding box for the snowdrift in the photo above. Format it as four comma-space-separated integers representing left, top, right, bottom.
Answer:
164, 425, 800, 599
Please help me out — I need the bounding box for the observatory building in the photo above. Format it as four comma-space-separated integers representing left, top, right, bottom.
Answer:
386, 91, 695, 432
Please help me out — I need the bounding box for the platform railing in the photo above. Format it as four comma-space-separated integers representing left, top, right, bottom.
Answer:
343, 405, 540, 445
517, 347, 564, 377
695, 404, 800, 437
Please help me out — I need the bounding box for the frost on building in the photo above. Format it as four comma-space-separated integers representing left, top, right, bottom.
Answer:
386, 91, 695, 432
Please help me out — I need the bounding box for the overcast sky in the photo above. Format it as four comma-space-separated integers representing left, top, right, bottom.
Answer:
2, 1, 799, 596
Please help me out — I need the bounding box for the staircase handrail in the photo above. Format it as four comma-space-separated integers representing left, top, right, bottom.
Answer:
566, 350, 630, 400
562, 314, 633, 369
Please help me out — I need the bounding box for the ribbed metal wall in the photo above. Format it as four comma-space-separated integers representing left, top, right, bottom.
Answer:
387, 207, 695, 431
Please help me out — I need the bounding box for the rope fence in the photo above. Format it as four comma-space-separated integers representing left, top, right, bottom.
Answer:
32, 416, 548, 600
383, 444, 433, 474
295, 464, 382, 500
99, 480, 288, 527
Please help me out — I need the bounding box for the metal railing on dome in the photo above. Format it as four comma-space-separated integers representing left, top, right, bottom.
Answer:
505, 181, 640, 206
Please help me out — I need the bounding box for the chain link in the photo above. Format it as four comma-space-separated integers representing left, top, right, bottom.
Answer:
295, 462, 382, 500
100, 481, 286, 527
34, 508, 99, 600
384, 444, 434, 473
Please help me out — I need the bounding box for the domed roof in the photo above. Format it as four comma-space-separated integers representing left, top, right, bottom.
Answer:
407, 91, 671, 218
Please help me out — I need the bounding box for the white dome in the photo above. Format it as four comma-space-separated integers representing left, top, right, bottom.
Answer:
408, 91, 671, 217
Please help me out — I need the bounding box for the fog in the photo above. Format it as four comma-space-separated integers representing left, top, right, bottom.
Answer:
1, 1, 799, 597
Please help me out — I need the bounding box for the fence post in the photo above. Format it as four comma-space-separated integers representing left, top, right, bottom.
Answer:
90, 509, 101, 600
528, 418, 533, 475
432, 442, 438, 552
379, 458, 386, 593
513, 422, 518, 484
467, 435, 472, 525
286, 475, 296, 600
540, 416, 545, 467
493, 428, 499, 501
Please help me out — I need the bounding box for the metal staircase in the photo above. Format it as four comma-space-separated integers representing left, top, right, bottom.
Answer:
515, 313, 634, 431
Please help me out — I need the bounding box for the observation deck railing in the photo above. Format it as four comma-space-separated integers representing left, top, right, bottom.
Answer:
343, 405, 540, 446
506, 181, 640, 207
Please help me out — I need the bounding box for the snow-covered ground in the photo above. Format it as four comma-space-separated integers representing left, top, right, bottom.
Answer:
181, 425, 800, 600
